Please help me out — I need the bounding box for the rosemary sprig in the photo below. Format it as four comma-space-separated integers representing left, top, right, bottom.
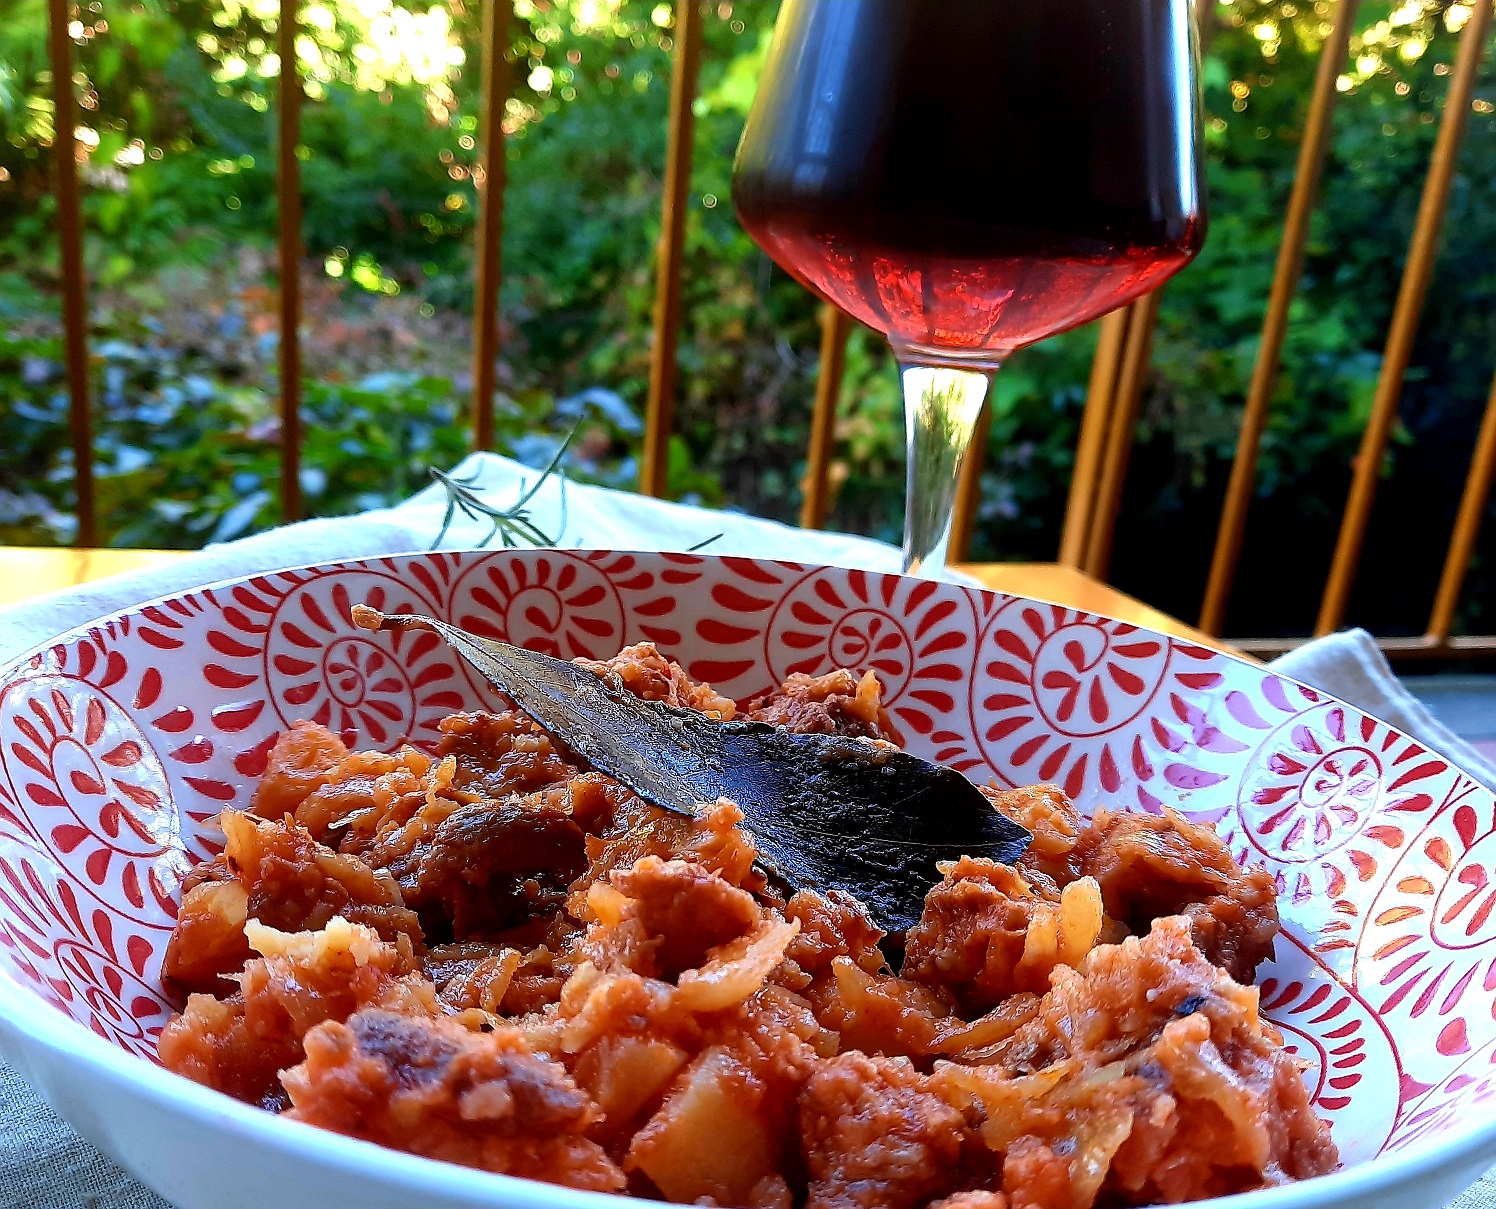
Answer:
428, 420, 726, 554
430, 423, 579, 550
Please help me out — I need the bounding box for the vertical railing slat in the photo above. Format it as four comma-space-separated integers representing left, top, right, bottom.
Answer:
1199, 0, 1357, 635
1083, 294, 1160, 578
949, 398, 992, 563
1316, 0, 1492, 636
47, 0, 96, 547
800, 304, 851, 530
470, 0, 512, 451
1059, 308, 1130, 568
1427, 365, 1496, 641
277, 0, 303, 522
639, 0, 704, 499
1059, 0, 1218, 560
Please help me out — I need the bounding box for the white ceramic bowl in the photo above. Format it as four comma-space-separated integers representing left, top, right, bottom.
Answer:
0, 550, 1493, 1209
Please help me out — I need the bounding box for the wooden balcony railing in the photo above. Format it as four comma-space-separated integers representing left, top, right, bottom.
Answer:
41, 0, 1496, 661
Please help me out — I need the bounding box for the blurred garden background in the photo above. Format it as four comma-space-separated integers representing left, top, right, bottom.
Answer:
3, 0, 1496, 640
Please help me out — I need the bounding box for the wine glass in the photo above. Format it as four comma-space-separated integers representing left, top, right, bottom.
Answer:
733, 0, 1205, 576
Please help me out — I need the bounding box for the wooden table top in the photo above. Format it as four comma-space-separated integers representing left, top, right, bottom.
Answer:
954, 562, 1234, 655
0, 547, 1238, 657
0, 547, 191, 607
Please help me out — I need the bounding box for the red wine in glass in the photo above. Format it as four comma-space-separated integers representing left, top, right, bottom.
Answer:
733, 0, 1205, 574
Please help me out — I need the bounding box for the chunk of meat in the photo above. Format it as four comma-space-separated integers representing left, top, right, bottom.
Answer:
283, 1008, 625, 1192
570, 797, 763, 925
326, 755, 590, 946
227, 811, 420, 947
743, 669, 896, 741
403, 799, 587, 939
980, 784, 1081, 892
903, 858, 1104, 1014
163, 811, 421, 993
158, 917, 427, 1107
903, 860, 1038, 1014
1072, 808, 1279, 982
1177, 865, 1280, 987
436, 710, 580, 799
249, 722, 350, 823
800, 1053, 972, 1209
980, 791, 1281, 986
576, 642, 736, 719
783, 888, 887, 978
587, 857, 763, 981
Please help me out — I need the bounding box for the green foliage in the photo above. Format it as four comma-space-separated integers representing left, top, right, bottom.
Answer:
0, 321, 638, 547
1106, 0, 1496, 635
5, 0, 1496, 640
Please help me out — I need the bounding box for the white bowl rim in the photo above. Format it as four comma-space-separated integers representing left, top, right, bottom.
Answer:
0, 546, 1454, 820
0, 544, 1345, 719
0, 547, 1492, 1208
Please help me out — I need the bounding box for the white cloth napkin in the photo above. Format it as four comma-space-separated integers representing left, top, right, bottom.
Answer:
0, 452, 913, 667
0, 453, 1490, 1207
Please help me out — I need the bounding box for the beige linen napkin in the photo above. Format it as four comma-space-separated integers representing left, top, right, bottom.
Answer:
0, 460, 1490, 1206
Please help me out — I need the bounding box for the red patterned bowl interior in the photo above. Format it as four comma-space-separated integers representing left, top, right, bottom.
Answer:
1, 549, 1493, 1170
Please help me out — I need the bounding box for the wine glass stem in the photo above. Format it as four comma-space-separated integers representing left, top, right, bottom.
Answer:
901, 364, 993, 577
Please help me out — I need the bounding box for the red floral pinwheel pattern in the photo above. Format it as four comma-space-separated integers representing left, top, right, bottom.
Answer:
0, 674, 188, 923
448, 550, 686, 706
1234, 703, 1385, 865
970, 602, 1199, 803
1256, 935, 1401, 1164
1356, 778, 1496, 1088
760, 567, 979, 743
450, 551, 627, 659
205, 567, 468, 752
0, 837, 172, 1060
